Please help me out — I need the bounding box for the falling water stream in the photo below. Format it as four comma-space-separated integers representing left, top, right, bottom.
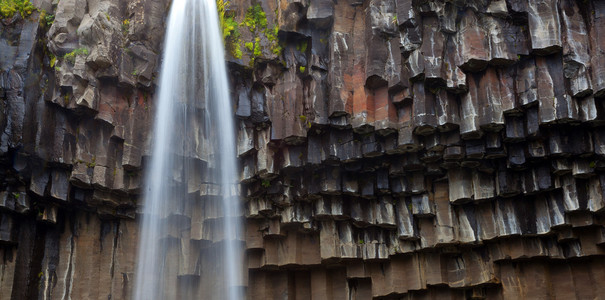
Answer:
133, 0, 243, 299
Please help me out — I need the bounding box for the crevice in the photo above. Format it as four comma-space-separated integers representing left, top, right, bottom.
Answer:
62, 218, 76, 300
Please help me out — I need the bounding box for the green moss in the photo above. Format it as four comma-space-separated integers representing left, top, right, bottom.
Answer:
223, 16, 240, 39
296, 40, 308, 53
217, 0, 242, 59
86, 156, 96, 168
242, 4, 266, 65
219, 2, 283, 63
299, 66, 306, 73
245, 41, 254, 52
49, 53, 56, 68
64, 48, 89, 63
244, 4, 267, 32
299, 115, 311, 128
271, 44, 283, 56
0, 0, 35, 19
265, 23, 282, 56
38, 9, 54, 27
253, 37, 261, 57
242, 3, 282, 60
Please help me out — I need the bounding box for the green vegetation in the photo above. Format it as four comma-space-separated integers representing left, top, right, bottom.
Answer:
122, 18, 130, 34
86, 156, 96, 168
245, 41, 253, 52
217, 1, 283, 63
39, 9, 54, 27
244, 37, 262, 59
244, 38, 262, 60
49, 52, 56, 68
217, 0, 242, 59
64, 48, 89, 63
261, 179, 271, 188
296, 40, 307, 53
299, 66, 306, 73
0, 0, 35, 19
242, 4, 282, 65
242, 4, 266, 65
266, 24, 281, 55
252, 37, 261, 57
244, 4, 267, 32
299, 115, 311, 128
63, 93, 70, 105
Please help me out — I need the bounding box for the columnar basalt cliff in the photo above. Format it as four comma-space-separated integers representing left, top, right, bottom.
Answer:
1, 0, 605, 299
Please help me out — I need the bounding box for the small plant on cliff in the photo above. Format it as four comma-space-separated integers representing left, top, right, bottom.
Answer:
242, 4, 275, 65
244, 4, 267, 32
122, 18, 130, 34
217, 0, 242, 59
64, 48, 89, 63
266, 23, 281, 55
261, 179, 270, 188
0, 0, 36, 19
49, 53, 56, 68
86, 156, 96, 168
38, 9, 54, 27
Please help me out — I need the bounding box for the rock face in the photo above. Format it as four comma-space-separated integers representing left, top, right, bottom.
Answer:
1, 0, 605, 299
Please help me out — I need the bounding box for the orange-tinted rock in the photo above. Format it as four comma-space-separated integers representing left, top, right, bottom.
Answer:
2, 0, 605, 299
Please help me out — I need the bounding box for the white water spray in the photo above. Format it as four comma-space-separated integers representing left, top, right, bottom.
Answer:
133, 0, 243, 298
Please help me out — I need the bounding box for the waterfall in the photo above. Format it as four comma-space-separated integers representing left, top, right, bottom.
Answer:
133, 0, 243, 299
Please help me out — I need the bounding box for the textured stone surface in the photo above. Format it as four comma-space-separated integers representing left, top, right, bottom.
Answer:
1, 0, 605, 299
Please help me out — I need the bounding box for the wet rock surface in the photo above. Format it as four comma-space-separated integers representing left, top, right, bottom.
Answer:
1, 0, 605, 299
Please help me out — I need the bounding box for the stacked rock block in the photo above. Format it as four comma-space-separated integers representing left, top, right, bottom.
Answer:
1, 0, 605, 299
230, 0, 605, 298
0, 0, 166, 298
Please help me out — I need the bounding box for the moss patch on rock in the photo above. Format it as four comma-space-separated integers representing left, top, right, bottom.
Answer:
217, 0, 242, 59
0, 0, 35, 19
